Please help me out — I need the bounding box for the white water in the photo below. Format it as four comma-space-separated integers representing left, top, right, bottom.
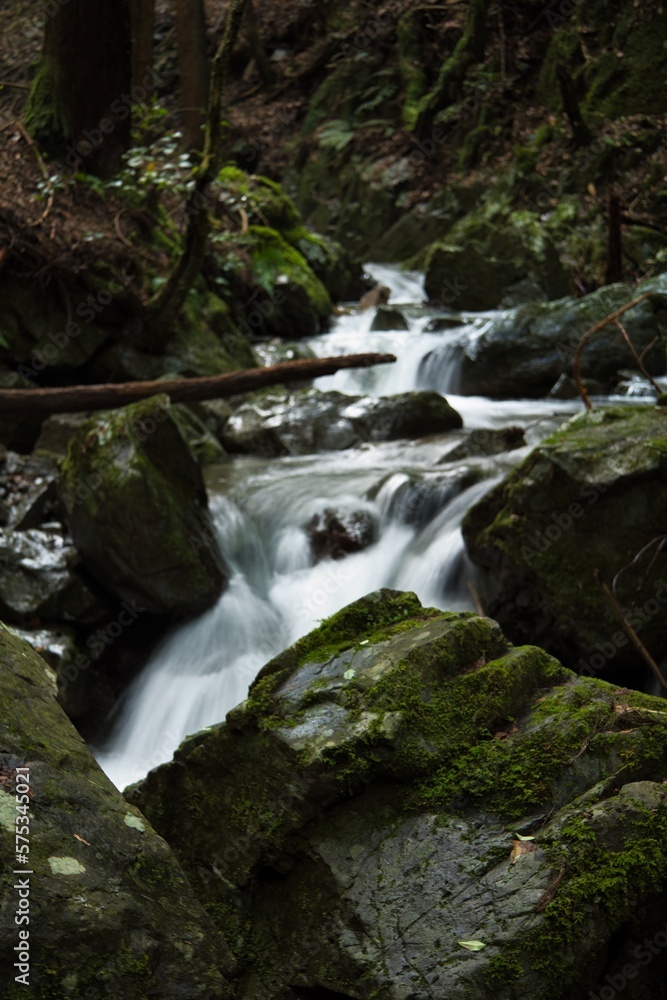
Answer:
96, 265, 579, 791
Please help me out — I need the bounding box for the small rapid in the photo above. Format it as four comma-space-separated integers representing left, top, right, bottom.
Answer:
96, 265, 578, 790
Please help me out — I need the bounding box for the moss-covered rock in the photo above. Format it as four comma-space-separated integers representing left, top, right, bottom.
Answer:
220, 387, 463, 456
447, 272, 667, 398
60, 395, 227, 617
128, 589, 667, 999
0, 623, 232, 998
424, 208, 570, 310
462, 404, 667, 674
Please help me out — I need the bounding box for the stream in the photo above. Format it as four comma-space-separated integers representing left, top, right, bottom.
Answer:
96, 265, 581, 791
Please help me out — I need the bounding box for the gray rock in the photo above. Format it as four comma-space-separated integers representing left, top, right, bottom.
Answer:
307, 507, 377, 561
462, 404, 667, 671
129, 589, 667, 999
221, 387, 462, 456
0, 623, 232, 997
60, 395, 227, 617
370, 305, 409, 331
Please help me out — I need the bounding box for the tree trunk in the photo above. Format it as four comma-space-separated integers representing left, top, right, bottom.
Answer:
245, 0, 275, 85
25, 0, 132, 177
146, 0, 248, 335
130, 0, 156, 94
0, 355, 396, 415
556, 64, 592, 148
414, 0, 491, 139
175, 0, 210, 150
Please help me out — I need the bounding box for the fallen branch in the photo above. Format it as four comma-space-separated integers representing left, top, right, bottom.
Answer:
572, 292, 653, 410
0, 353, 396, 414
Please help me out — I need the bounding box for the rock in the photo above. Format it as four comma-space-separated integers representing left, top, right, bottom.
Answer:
445, 273, 667, 398
0, 623, 232, 996
547, 373, 607, 400
128, 589, 667, 1000
359, 284, 391, 310
0, 527, 109, 626
220, 387, 463, 456
0, 450, 62, 529
60, 395, 227, 617
368, 468, 478, 527
307, 507, 377, 561
462, 405, 667, 673
0, 368, 45, 453
252, 341, 317, 366
34, 413, 90, 458
370, 305, 409, 331
440, 426, 526, 462
424, 209, 570, 311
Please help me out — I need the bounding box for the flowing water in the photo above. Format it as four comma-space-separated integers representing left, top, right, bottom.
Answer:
96, 265, 580, 791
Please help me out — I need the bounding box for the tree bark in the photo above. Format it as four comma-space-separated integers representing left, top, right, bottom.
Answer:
556, 64, 592, 148
130, 0, 156, 94
0, 354, 396, 415
146, 0, 248, 335
25, 0, 132, 177
175, 0, 210, 150
245, 0, 275, 85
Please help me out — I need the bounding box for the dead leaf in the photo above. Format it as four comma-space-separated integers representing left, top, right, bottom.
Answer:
510, 840, 537, 864
587, 182, 597, 197
73, 833, 91, 846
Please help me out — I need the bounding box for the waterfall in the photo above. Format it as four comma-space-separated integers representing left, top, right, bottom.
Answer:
95, 265, 576, 791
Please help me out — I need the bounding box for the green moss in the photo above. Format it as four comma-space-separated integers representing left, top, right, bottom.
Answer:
24, 59, 68, 150
397, 12, 428, 130
483, 951, 524, 991
217, 165, 301, 231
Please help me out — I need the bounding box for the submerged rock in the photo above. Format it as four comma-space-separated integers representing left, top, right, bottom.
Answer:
0, 623, 231, 996
220, 387, 463, 456
446, 273, 667, 398
129, 589, 667, 1000
462, 405, 667, 674
60, 395, 227, 617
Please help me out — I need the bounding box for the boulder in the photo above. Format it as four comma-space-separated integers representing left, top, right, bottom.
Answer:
307, 507, 377, 561
0, 527, 109, 626
424, 209, 570, 311
220, 387, 463, 456
370, 305, 409, 331
359, 284, 391, 310
0, 623, 231, 997
462, 405, 667, 674
129, 590, 667, 1000
60, 395, 227, 617
443, 273, 667, 398
440, 426, 526, 462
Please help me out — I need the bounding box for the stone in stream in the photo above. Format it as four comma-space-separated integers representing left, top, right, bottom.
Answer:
462, 405, 667, 676
60, 394, 227, 618
306, 506, 377, 561
220, 386, 463, 456
439, 426, 526, 462
370, 305, 409, 331
441, 273, 667, 399
0, 623, 232, 997
127, 589, 667, 999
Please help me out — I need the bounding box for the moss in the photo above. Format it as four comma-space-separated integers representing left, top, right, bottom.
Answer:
483, 951, 524, 991
24, 58, 68, 150
217, 165, 301, 231
397, 12, 428, 130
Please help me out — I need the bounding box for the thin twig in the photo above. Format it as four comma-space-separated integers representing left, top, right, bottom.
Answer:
536, 860, 566, 912
14, 120, 55, 227
614, 318, 662, 393
573, 293, 652, 410
612, 535, 667, 600
597, 572, 667, 693
467, 580, 485, 616
114, 210, 164, 265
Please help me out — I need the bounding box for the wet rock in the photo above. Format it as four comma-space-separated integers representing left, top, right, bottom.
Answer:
462, 405, 667, 673
60, 395, 227, 617
307, 507, 377, 561
129, 589, 667, 1000
449, 273, 667, 398
440, 426, 526, 462
0, 527, 109, 625
548, 373, 607, 400
0, 451, 62, 529
220, 387, 462, 456
0, 623, 232, 997
370, 305, 409, 331
369, 468, 478, 527
424, 209, 569, 311
34, 413, 90, 458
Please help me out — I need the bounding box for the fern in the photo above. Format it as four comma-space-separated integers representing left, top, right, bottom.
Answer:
317, 119, 355, 152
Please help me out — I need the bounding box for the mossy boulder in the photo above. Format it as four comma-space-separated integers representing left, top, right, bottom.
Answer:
424, 208, 570, 311
462, 405, 667, 675
214, 226, 331, 339
216, 166, 362, 302
447, 272, 667, 398
128, 590, 667, 999
60, 395, 227, 617
220, 387, 462, 456
0, 623, 231, 998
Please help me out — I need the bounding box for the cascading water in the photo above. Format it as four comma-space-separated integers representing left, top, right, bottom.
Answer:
96, 265, 578, 791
